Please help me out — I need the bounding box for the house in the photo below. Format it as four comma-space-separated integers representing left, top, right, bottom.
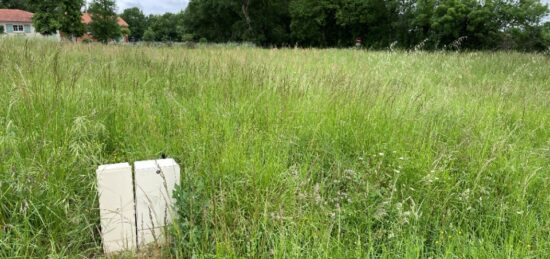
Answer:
77, 13, 129, 43
0, 9, 127, 43
0, 9, 36, 35
0, 9, 60, 39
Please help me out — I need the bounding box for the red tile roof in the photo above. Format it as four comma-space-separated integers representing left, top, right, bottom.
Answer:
0, 9, 33, 23
82, 13, 128, 27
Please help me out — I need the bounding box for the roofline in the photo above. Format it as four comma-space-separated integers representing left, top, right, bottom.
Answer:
0, 9, 34, 23
0, 8, 33, 13
0, 21, 33, 23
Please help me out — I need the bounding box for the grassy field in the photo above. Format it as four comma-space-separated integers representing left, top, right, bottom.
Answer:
0, 38, 549, 258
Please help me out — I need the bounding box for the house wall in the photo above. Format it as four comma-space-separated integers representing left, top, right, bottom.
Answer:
0, 22, 60, 40
1, 22, 35, 34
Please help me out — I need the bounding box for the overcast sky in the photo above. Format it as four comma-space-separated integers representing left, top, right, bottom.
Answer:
108, 0, 549, 18
114, 0, 188, 15
545, 0, 550, 21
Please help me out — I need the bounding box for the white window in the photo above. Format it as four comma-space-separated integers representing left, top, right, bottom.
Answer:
13, 25, 24, 32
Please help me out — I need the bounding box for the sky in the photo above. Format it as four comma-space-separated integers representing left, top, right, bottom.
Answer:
115, 0, 188, 15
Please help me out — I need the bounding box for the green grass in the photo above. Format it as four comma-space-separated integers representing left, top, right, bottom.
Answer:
0, 38, 549, 258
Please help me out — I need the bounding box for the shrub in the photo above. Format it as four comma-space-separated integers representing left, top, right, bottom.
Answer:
182, 33, 194, 42
82, 38, 93, 44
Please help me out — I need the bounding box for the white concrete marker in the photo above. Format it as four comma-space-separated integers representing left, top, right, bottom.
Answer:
134, 159, 180, 247
96, 163, 137, 254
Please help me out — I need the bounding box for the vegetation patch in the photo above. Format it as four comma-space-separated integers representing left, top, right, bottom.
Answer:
0, 39, 549, 257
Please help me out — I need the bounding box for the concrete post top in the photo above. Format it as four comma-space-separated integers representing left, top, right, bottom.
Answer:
134, 159, 178, 170
97, 163, 131, 172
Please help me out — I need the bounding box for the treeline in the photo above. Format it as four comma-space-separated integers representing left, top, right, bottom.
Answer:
180, 0, 550, 50
120, 8, 186, 42
123, 0, 550, 50
2, 0, 549, 50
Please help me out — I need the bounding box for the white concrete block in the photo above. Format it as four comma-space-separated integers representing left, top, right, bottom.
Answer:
134, 159, 180, 247
96, 163, 137, 254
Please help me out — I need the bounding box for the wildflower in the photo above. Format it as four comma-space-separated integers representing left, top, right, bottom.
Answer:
313, 183, 322, 204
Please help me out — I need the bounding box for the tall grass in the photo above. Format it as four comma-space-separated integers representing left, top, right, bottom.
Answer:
0, 38, 549, 257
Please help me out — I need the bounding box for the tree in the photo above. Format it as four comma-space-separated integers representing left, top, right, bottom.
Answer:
88, 0, 121, 43
181, 0, 549, 50
120, 7, 147, 41
29, 0, 84, 38
59, 0, 85, 39
182, 0, 291, 46
289, 0, 340, 46
146, 13, 184, 42
143, 27, 155, 41
29, 0, 60, 35
183, 0, 240, 42
0, 0, 33, 11
336, 0, 395, 47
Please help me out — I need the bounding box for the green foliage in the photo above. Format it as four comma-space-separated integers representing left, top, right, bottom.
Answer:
82, 38, 93, 43
181, 33, 194, 42
120, 7, 147, 41
543, 22, 550, 48
146, 12, 184, 42
142, 27, 155, 42
29, 0, 61, 35
181, 0, 549, 50
183, 0, 291, 46
88, 0, 121, 44
289, 0, 340, 47
59, 0, 85, 38
0, 25, 4, 34
0, 0, 33, 11
29, 0, 84, 38
120, 27, 130, 36
183, 0, 240, 43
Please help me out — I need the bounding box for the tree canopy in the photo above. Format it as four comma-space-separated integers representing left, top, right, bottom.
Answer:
9, 0, 547, 50
177, 0, 549, 50
0, 0, 34, 11
88, 0, 121, 43
58, 0, 85, 38
16, 0, 85, 38
120, 7, 147, 41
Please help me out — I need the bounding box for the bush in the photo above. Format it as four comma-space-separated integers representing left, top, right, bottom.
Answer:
182, 33, 194, 42
143, 28, 155, 42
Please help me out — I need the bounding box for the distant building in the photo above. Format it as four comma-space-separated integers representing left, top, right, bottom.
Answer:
78, 13, 129, 43
0, 9, 35, 35
0, 9, 128, 43
0, 9, 60, 40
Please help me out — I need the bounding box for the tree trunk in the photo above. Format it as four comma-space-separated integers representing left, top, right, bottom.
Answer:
242, 0, 252, 32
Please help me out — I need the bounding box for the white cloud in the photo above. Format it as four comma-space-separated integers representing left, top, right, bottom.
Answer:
97, 0, 188, 15
117, 0, 188, 14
